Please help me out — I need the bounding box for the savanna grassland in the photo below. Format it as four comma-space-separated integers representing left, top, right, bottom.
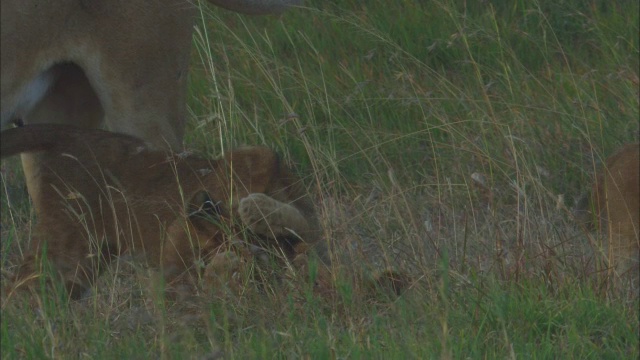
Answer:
1, 0, 638, 358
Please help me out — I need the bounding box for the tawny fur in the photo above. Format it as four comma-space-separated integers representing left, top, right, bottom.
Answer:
1, 124, 320, 299
1, 0, 300, 241
585, 143, 639, 276
1, 0, 300, 141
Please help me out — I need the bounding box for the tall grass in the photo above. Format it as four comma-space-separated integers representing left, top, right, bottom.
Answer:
2, 0, 638, 358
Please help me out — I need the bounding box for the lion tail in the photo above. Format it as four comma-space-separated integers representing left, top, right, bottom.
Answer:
0, 124, 140, 159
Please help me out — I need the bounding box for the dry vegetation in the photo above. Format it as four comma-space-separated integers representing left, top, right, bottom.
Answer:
1, 0, 639, 358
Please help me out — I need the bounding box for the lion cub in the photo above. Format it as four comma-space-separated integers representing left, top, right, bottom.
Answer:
1, 124, 321, 299
579, 143, 639, 278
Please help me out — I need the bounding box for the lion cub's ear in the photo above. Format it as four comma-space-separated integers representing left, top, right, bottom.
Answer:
224, 146, 281, 184
186, 190, 223, 220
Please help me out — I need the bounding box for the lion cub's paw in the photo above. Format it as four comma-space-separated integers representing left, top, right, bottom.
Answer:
238, 193, 309, 239
368, 268, 412, 296
203, 251, 244, 295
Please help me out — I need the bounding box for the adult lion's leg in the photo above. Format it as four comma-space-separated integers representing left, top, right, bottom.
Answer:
75, 4, 194, 151
20, 64, 104, 213
86, 50, 189, 151
97, 71, 188, 151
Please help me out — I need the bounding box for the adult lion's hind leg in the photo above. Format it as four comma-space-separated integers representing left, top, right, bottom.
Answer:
20, 64, 104, 213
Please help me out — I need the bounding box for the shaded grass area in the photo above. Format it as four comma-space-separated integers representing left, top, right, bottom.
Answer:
2, 0, 639, 358
1, 269, 636, 358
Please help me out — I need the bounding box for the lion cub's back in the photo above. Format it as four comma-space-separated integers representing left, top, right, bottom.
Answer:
593, 143, 639, 270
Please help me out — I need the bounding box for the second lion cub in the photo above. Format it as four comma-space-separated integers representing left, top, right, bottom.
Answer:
1, 124, 321, 299
576, 143, 639, 281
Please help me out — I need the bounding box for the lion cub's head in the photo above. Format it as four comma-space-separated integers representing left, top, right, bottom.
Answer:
1, 125, 323, 300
